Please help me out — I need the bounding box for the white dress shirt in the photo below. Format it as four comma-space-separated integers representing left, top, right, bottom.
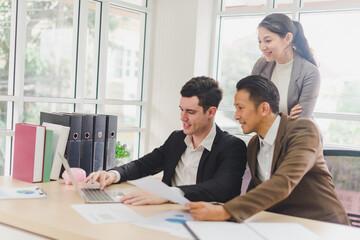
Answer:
111, 124, 217, 196
171, 123, 216, 187
257, 115, 281, 182
271, 59, 293, 114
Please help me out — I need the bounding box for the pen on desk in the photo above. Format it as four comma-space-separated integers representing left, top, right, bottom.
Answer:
35, 187, 45, 195
183, 222, 200, 240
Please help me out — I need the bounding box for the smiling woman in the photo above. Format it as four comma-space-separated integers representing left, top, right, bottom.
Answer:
216, 1, 360, 149
251, 13, 320, 122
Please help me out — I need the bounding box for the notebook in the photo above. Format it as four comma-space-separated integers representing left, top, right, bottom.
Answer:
59, 153, 123, 203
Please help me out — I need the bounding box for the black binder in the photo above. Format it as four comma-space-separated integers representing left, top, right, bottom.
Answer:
92, 115, 106, 172
77, 114, 94, 176
40, 112, 82, 170
61, 113, 82, 169
103, 115, 118, 170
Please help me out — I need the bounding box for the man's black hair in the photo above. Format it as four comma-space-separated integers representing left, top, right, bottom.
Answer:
181, 76, 223, 112
236, 75, 279, 114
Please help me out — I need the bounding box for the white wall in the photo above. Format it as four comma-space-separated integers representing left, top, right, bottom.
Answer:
145, 0, 216, 152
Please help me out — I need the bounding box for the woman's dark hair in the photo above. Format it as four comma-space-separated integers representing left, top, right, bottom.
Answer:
259, 13, 317, 66
236, 75, 280, 114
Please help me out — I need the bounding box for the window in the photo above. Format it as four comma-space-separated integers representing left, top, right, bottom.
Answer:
222, 0, 267, 11
215, 0, 360, 148
106, 6, 145, 101
84, 0, 100, 99
0, 0, 151, 176
25, 0, 75, 98
0, 0, 11, 96
0, 0, 12, 175
299, 11, 360, 147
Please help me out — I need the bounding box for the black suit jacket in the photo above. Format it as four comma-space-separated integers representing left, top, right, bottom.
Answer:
113, 125, 247, 203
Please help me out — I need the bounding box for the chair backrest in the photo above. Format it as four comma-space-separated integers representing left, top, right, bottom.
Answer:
240, 163, 251, 195
324, 149, 360, 227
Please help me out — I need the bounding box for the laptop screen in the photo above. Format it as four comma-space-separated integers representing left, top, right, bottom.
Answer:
58, 152, 83, 195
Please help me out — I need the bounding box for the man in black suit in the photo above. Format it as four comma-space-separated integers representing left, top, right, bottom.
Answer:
86, 76, 247, 205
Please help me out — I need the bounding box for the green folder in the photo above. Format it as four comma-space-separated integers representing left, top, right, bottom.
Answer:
43, 129, 53, 182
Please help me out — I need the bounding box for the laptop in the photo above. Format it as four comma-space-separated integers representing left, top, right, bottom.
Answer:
59, 153, 124, 203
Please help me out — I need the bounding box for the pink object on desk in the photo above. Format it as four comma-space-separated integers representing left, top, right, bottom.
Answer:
62, 168, 86, 185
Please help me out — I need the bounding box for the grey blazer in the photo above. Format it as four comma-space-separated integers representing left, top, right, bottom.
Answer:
251, 54, 320, 120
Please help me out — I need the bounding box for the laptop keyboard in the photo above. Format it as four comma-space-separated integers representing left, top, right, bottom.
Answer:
81, 188, 114, 202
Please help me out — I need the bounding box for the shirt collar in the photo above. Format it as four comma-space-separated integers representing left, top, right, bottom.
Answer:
184, 123, 216, 151
258, 115, 281, 146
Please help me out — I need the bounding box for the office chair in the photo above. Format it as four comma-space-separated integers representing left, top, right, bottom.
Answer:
323, 149, 360, 227
241, 164, 251, 195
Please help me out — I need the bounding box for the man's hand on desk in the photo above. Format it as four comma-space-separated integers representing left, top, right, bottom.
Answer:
85, 171, 116, 190
185, 202, 232, 221
120, 190, 170, 206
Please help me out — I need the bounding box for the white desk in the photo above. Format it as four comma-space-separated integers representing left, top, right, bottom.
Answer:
0, 177, 359, 240
246, 210, 360, 240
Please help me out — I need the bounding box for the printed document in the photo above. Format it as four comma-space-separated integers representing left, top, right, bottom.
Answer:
133, 210, 194, 239
186, 221, 322, 240
71, 203, 144, 224
128, 176, 189, 205
0, 186, 46, 200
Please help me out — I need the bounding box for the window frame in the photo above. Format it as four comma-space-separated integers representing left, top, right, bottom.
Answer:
213, 0, 360, 147
0, 0, 152, 176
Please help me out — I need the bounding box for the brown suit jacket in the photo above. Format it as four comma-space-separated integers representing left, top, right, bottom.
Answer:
224, 114, 350, 225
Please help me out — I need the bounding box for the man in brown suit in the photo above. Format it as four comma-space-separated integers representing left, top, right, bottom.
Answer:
186, 75, 350, 225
